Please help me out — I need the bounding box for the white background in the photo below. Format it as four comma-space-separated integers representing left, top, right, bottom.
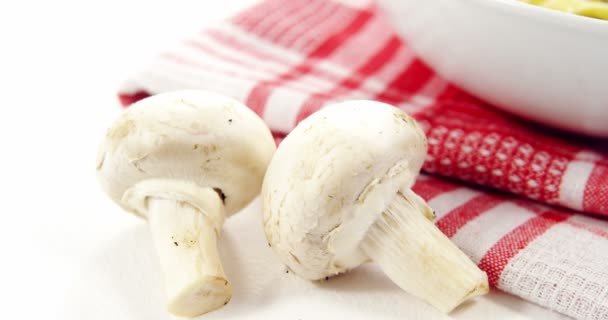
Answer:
0, 1, 569, 319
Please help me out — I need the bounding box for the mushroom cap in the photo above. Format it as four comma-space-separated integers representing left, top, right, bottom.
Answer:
262, 101, 427, 280
97, 90, 276, 217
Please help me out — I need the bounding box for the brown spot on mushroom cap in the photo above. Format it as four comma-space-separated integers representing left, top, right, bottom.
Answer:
393, 111, 413, 126
131, 159, 147, 173
96, 152, 105, 170
213, 188, 226, 203
190, 122, 201, 130
107, 118, 135, 141
201, 144, 218, 156
289, 252, 301, 265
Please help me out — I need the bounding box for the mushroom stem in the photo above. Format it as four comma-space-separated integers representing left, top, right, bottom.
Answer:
360, 190, 488, 313
147, 195, 231, 317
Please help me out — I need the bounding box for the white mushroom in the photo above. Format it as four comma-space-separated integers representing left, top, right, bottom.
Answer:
262, 100, 488, 313
97, 91, 276, 317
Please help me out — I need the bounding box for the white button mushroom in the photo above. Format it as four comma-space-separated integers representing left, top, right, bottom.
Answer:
96, 91, 276, 317
262, 100, 488, 313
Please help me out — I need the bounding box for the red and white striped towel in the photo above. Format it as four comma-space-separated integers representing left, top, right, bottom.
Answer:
117, 0, 608, 319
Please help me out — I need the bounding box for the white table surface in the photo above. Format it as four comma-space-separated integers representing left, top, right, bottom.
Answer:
0, 1, 571, 319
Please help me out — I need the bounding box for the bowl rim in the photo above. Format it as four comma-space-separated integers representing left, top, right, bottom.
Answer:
463, 0, 608, 33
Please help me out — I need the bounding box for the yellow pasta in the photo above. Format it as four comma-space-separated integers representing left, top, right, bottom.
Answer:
522, 0, 608, 20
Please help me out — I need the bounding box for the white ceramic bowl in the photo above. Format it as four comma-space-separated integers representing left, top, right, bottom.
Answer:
378, 0, 608, 137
